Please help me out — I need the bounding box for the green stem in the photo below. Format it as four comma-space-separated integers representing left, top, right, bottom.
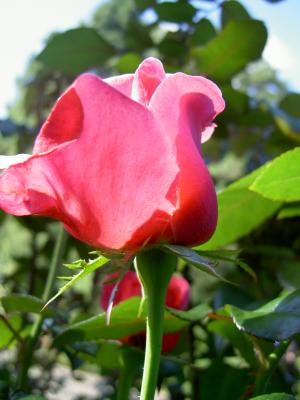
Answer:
253, 340, 290, 396
117, 347, 143, 400
135, 249, 176, 400
117, 369, 134, 400
17, 224, 67, 391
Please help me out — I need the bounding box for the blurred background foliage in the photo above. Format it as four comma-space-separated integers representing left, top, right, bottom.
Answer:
1, 0, 300, 399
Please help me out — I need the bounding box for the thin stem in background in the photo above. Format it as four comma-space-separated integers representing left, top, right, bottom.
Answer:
17, 224, 67, 391
116, 347, 142, 400
253, 340, 290, 396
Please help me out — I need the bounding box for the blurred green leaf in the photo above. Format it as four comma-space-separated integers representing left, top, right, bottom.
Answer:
37, 27, 114, 75
192, 20, 267, 81
208, 319, 258, 366
53, 297, 187, 346
92, 0, 135, 47
155, 1, 196, 23
167, 303, 211, 321
158, 32, 187, 59
277, 202, 300, 220
1, 294, 54, 316
273, 110, 300, 144
228, 288, 300, 340
251, 148, 300, 202
250, 394, 295, 400
96, 341, 122, 369
189, 18, 216, 46
116, 52, 142, 73
201, 168, 281, 250
221, 1, 250, 27
199, 359, 251, 399
0, 315, 22, 349
273, 93, 300, 143
280, 93, 300, 118
277, 259, 300, 290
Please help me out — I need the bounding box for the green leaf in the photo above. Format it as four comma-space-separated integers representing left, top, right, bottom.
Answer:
281, 93, 300, 119
199, 359, 251, 399
197, 249, 256, 280
96, 341, 122, 369
250, 394, 295, 400
116, 52, 142, 74
192, 20, 267, 81
272, 97, 300, 143
200, 167, 281, 250
250, 148, 300, 202
221, 1, 250, 27
163, 244, 227, 281
158, 32, 187, 59
189, 18, 216, 46
53, 297, 187, 346
1, 294, 54, 316
0, 315, 22, 349
208, 319, 258, 367
43, 255, 109, 309
37, 27, 114, 75
96, 342, 143, 371
277, 259, 300, 290
277, 202, 300, 219
228, 288, 300, 341
155, 1, 196, 23
167, 303, 211, 322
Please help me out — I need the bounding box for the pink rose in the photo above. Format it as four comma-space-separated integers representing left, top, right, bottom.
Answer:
100, 270, 190, 352
0, 58, 224, 251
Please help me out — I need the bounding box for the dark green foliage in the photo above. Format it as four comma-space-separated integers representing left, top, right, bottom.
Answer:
37, 27, 115, 75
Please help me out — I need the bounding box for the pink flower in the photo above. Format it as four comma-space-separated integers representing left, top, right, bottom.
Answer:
0, 58, 224, 251
100, 271, 190, 352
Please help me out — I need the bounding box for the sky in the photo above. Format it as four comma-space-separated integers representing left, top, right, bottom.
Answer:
0, 0, 299, 118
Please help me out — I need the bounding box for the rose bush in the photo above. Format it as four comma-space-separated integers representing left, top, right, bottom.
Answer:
0, 57, 224, 251
100, 270, 190, 352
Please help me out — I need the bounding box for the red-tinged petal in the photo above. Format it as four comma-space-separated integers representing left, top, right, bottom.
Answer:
100, 271, 190, 352
131, 57, 166, 106
104, 74, 134, 97
0, 155, 59, 216
162, 332, 181, 353
149, 73, 225, 245
0, 73, 178, 251
166, 275, 190, 310
150, 72, 224, 145
33, 87, 84, 154
101, 271, 141, 310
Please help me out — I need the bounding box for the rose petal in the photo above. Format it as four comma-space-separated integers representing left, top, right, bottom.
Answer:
101, 271, 141, 310
166, 275, 190, 309
150, 73, 225, 245
100, 271, 190, 352
131, 57, 166, 106
0, 73, 179, 250
33, 87, 84, 154
150, 72, 225, 144
104, 74, 134, 97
